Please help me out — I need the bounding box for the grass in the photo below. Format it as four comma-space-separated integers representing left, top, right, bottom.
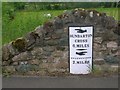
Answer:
93, 8, 119, 20
2, 8, 119, 45
2, 10, 64, 45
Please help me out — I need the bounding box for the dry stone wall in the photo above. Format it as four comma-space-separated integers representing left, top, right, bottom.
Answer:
2, 9, 120, 76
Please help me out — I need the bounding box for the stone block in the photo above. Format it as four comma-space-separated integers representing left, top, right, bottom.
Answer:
12, 62, 19, 66
36, 70, 47, 76
55, 29, 64, 34
93, 43, 101, 51
100, 45, 107, 51
54, 17, 63, 29
59, 38, 68, 46
39, 63, 48, 69
51, 33, 61, 39
28, 59, 40, 65
31, 47, 43, 56
2, 45, 11, 61
16, 64, 30, 72
47, 57, 54, 63
43, 46, 55, 52
7, 43, 19, 56
55, 60, 68, 69
44, 40, 59, 46
52, 51, 63, 57
12, 51, 32, 61
53, 57, 61, 63
93, 58, 105, 65
27, 71, 36, 75
2, 61, 11, 66
42, 51, 51, 56
56, 46, 65, 51
61, 51, 68, 60
94, 37, 103, 44
3, 66, 16, 73
93, 51, 104, 59
104, 55, 119, 64
107, 41, 118, 48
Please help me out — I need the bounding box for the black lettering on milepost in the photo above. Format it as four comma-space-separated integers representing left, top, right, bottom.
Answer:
76, 48, 87, 56
75, 29, 87, 33
73, 61, 75, 64
76, 52, 87, 55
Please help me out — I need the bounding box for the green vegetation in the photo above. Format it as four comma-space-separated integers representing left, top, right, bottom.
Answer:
2, 2, 119, 45
94, 8, 119, 21
2, 10, 64, 44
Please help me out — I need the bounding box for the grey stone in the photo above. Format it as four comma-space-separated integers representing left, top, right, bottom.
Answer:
7, 43, 19, 56
105, 16, 117, 29
111, 49, 118, 55
42, 59, 48, 63
2, 45, 11, 61
36, 70, 47, 76
110, 65, 119, 72
31, 47, 43, 56
47, 57, 54, 63
12, 62, 19, 66
102, 31, 118, 41
29, 65, 39, 71
43, 22, 54, 33
56, 46, 65, 51
55, 29, 64, 34
100, 45, 107, 51
93, 43, 101, 51
114, 48, 120, 56
3, 66, 16, 73
12, 51, 32, 61
25, 32, 37, 49
54, 17, 63, 29
52, 51, 63, 57
51, 33, 61, 39
93, 58, 105, 65
59, 38, 68, 46
62, 14, 73, 24
42, 51, 51, 56
53, 57, 61, 63
94, 37, 103, 44
34, 26, 43, 37
61, 51, 68, 60
16, 64, 31, 72
55, 60, 68, 69
104, 55, 119, 64
44, 40, 59, 46
63, 27, 68, 33
43, 46, 55, 52
39, 63, 48, 69
107, 41, 118, 48
93, 51, 104, 59
28, 59, 40, 65
2, 61, 11, 66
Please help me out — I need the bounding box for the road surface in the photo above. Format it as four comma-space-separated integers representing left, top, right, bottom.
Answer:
2, 76, 118, 88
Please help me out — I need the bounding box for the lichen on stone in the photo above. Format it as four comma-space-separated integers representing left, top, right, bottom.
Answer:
12, 37, 27, 52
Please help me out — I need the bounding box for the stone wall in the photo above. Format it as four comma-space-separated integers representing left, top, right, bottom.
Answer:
2, 9, 120, 76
